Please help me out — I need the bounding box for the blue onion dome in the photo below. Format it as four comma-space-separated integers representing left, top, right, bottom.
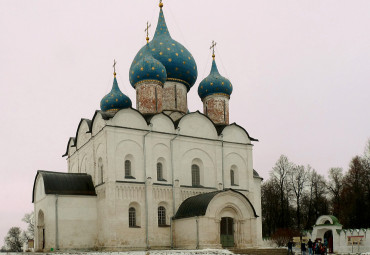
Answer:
198, 57, 233, 100
129, 43, 167, 88
129, 5, 198, 91
100, 74, 132, 113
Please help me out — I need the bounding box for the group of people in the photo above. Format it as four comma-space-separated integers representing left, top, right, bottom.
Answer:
288, 238, 328, 255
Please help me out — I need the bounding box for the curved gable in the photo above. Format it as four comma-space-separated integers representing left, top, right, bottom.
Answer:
178, 111, 218, 139
62, 137, 76, 157
32, 173, 45, 203
173, 189, 258, 220
76, 119, 92, 149
109, 108, 148, 130
150, 113, 175, 133
92, 111, 107, 136
315, 215, 341, 226
222, 124, 252, 144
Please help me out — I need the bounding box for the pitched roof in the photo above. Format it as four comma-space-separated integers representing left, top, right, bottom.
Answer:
32, 170, 96, 202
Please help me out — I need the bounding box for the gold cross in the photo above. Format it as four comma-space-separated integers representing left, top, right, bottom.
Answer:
145, 21, 151, 43
159, 0, 163, 8
113, 59, 117, 77
210, 40, 217, 59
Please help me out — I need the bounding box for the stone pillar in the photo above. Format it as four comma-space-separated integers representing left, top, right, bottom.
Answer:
174, 179, 181, 211
146, 177, 154, 246
203, 94, 230, 125
162, 81, 188, 113
136, 82, 163, 114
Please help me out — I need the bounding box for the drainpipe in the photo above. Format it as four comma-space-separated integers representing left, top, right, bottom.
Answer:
55, 195, 59, 250
170, 127, 180, 249
221, 134, 225, 190
196, 216, 199, 249
143, 124, 152, 250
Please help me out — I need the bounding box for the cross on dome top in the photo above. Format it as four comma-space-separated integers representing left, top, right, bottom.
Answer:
113, 59, 117, 77
210, 40, 217, 59
145, 22, 151, 43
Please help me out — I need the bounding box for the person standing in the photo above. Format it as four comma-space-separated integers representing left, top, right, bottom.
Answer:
301, 241, 307, 255
287, 239, 293, 255
308, 239, 313, 255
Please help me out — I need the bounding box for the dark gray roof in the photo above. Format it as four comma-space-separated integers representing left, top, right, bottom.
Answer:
173, 189, 258, 220
32, 170, 96, 202
253, 169, 263, 180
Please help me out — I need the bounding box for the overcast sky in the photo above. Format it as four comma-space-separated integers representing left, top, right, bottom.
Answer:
0, 0, 369, 244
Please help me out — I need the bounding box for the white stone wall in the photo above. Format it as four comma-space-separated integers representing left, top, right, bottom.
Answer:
59, 108, 261, 249
33, 175, 97, 251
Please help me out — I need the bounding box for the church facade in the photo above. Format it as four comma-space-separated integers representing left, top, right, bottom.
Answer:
32, 2, 263, 251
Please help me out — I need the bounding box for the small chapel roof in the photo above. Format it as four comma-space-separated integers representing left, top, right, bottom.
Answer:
32, 170, 96, 202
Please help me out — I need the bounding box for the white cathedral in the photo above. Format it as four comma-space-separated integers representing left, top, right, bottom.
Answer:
32, 2, 263, 251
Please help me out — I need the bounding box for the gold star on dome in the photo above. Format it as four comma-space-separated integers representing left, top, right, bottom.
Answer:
152, 67, 155, 70
168, 58, 172, 62
140, 67, 144, 71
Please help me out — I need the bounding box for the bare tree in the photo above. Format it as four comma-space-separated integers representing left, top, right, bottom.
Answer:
327, 167, 343, 217
22, 212, 34, 240
289, 164, 309, 230
270, 155, 293, 228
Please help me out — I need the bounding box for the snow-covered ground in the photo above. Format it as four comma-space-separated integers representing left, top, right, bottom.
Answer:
4, 249, 233, 255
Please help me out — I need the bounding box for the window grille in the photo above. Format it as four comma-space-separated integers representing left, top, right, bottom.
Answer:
157, 162, 163, 180
125, 160, 131, 177
230, 169, 235, 185
129, 207, 136, 227
158, 206, 166, 226
192, 164, 200, 186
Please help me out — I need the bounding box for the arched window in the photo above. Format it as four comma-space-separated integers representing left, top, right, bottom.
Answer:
98, 157, 103, 184
125, 160, 131, 177
157, 162, 163, 180
158, 206, 166, 226
129, 207, 136, 227
192, 164, 200, 187
230, 169, 235, 185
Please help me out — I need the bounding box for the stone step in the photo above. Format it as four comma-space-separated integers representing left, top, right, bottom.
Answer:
230, 248, 288, 255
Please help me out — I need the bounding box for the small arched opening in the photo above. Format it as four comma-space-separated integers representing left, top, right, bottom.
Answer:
324, 230, 333, 253
37, 210, 45, 251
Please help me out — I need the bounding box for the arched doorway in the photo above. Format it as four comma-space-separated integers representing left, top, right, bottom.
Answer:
37, 210, 45, 251
220, 217, 234, 247
324, 230, 333, 253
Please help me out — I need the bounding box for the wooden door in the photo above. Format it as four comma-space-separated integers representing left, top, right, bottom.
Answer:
220, 217, 234, 247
